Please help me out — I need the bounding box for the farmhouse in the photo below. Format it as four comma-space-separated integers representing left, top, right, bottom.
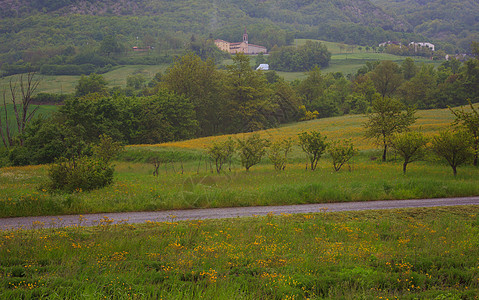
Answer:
409, 42, 435, 51
215, 28, 267, 55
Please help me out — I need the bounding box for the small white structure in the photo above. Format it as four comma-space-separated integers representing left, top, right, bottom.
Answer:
409, 42, 435, 51
256, 64, 269, 71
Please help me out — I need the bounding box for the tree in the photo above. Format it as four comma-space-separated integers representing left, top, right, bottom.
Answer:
92, 134, 124, 164
268, 138, 293, 171
207, 138, 236, 174
391, 131, 428, 174
399, 64, 438, 108
298, 131, 328, 171
431, 130, 473, 176
369, 61, 403, 99
0, 72, 40, 148
364, 96, 416, 162
126, 73, 147, 90
328, 139, 357, 172
450, 100, 479, 166
268, 40, 331, 72
163, 52, 224, 136
401, 57, 418, 80
270, 79, 302, 123
223, 53, 275, 132
236, 134, 270, 171
75, 73, 108, 97
99, 34, 122, 57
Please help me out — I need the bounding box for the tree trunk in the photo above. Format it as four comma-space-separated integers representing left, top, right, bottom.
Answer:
403, 162, 408, 174
382, 144, 388, 162
452, 165, 457, 176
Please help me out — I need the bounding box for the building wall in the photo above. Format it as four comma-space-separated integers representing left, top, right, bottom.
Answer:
214, 39, 230, 52
229, 42, 248, 54
247, 44, 267, 54
215, 35, 267, 54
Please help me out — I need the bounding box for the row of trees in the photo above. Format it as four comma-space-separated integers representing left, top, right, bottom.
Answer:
206, 132, 356, 174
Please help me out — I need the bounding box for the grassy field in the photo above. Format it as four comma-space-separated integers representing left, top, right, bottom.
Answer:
147, 106, 457, 151
0, 38, 441, 100
0, 65, 170, 103
1, 105, 478, 219
1, 207, 478, 299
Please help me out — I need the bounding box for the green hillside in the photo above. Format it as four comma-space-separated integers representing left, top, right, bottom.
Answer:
371, 0, 479, 52
0, 0, 429, 73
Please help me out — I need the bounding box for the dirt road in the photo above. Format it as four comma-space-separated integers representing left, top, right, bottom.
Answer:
1, 196, 478, 230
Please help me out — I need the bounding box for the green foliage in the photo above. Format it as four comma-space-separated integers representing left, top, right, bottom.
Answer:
269, 40, 331, 72
449, 101, 479, 166
99, 34, 123, 57
364, 96, 416, 162
267, 138, 293, 171
163, 52, 224, 136
74, 73, 108, 97
207, 138, 236, 174
391, 131, 428, 174
92, 134, 124, 163
431, 130, 474, 176
47, 155, 115, 192
46, 134, 122, 192
369, 61, 403, 99
328, 139, 358, 172
374, 0, 479, 51
236, 133, 270, 171
31, 92, 71, 105
298, 131, 328, 171
126, 73, 147, 90
224, 54, 275, 132
399, 64, 438, 108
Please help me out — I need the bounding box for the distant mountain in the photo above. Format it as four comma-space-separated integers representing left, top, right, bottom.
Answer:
0, 0, 427, 68
371, 0, 479, 51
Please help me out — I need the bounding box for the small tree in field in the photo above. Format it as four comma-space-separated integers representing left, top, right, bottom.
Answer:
207, 138, 236, 173
268, 138, 293, 171
431, 130, 473, 176
236, 134, 270, 171
298, 131, 328, 171
449, 100, 479, 166
328, 139, 357, 172
364, 96, 416, 161
391, 131, 428, 174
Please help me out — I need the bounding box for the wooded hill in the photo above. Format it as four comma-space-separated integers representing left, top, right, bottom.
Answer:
0, 0, 423, 68
371, 0, 479, 52
1, 0, 477, 72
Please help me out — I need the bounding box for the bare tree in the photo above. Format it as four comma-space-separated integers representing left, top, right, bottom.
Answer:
0, 72, 40, 148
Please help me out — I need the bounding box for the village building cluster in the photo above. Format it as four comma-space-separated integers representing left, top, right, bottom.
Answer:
215, 28, 267, 55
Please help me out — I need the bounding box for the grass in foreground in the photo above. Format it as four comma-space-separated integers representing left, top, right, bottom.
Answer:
1, 154, 478, 218
1, 207, 478, 299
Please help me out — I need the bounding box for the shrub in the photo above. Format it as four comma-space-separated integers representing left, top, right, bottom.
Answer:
268, 138, 293, 171
236, 134, 270, 171
298, 131, 328, 171
431, 130, 474, 176
47, 156, 114, 192
207, 138, 236, 173
328, 139, 358, 172
46, 135, 123, 192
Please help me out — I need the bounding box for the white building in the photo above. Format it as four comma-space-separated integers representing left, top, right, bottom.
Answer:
409, 42, 435, 51
256, 64, 269, 71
